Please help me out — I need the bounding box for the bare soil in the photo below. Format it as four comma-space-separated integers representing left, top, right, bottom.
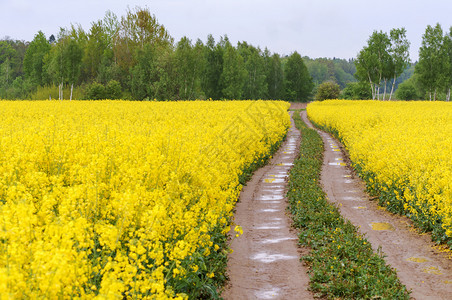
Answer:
222, 111, 313, 299
288, 102, 308, 110
301, 110, 452, 300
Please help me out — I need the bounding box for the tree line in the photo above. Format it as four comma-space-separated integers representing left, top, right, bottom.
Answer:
354, 23, 452, 101
0, 7, 314, 101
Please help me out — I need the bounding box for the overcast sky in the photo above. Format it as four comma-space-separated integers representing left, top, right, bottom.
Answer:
1, 0, 451, 61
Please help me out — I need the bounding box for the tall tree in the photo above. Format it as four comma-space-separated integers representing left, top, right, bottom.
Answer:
202, 34, 224, 99
238, 42, 267, 99
440, 27, 452, 101
220, 40, 247, 99
284, 51, 313, 102
114, 6, 173, 82
23, 31, 51, 87
174, 37, 204, 99
264, 50, 284, 100
64, 38, 83, 100
415, 23, 444, 100
355, 46, 379, 99
388, 28, 410, 100
355, 30, 392, 100
0, 41, 16, 89
83, 20, 109, 81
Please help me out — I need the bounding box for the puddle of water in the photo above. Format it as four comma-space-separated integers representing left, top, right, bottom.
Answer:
258, 195, 284, 201
264, 201, 282, 204
342, 196, 362, 201
252, 252, 298, 263
272, 174, 288, 178
257, 194, 284, 201
335, 158, 343, 161
264, 178, 285, 183
329, 162, 346, 166
260, 237, 297, 244
255, 287, 281, 299
261, 189, 284, 194
353, 206, 367, 210
422, 266, 443, 275
256, 226, 282, 230
261, 209, 280, 213
406, 257, 430, 263
370, 222, 395, 231
344, 179, 353, 183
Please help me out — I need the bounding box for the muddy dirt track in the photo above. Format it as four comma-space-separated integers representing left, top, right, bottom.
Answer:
223, 106, 452, 299
222, 111, 313, 299
301, 110, 452, 299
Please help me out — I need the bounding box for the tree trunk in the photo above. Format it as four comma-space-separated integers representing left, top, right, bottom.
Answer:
434, 88, 437, 101
70, 83, 73, 101
389, 75, 396, 100
383, 79, 387, 100
447, 88, 451, 102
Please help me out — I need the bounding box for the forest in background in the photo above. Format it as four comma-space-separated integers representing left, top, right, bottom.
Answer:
2, 6, 448, 101
0, 7, 317, 101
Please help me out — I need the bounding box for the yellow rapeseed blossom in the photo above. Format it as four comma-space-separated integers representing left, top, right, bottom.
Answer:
308, 100, 452, 240
0, 100, 290, 298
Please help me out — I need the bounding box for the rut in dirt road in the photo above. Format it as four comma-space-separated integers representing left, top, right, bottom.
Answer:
301, 110, 452, 300
222, 111, 313, 300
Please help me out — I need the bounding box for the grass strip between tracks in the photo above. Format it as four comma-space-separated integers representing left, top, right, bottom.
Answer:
287, 110, 410, 299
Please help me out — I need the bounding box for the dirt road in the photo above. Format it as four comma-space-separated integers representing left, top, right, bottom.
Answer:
222, 111, 313, 299
301, 110, 452, 299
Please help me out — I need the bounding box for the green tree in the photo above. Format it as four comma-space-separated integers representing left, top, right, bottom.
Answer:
238, 42, 267, 99
355, 31, 391, 100
395, 77, 419, 100
441, 27, 452, 101
0, 41, 16, 90
388, 28, 410, 100
340, 82, 372, 100
264, 51, 284, 100
174, 37, 204, 99
220, 40, 247, 99
83, 20, 109, 81
315, 81, 341, 100
415, 23, 444, 100
130, 43, 159, 100
105, 80, 122, 99
284, 51, 313, 102
65, 38, 83, 100
43, 28, 83, 100
23, 31, 51, 87
114, 6, 173, 83
202, 35, 224, 99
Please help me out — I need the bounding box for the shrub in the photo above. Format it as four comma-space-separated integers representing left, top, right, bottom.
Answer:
315, 81, 341, 101
105, 80, 122, 99
396, 80, 419, 100
85, 82, 106, 100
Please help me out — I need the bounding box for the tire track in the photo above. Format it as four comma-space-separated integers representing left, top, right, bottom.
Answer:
222, 111, 313, 299
302, 110, 452, 299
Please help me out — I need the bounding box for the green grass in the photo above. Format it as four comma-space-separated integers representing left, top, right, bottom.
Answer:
287, 110, 410, 299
